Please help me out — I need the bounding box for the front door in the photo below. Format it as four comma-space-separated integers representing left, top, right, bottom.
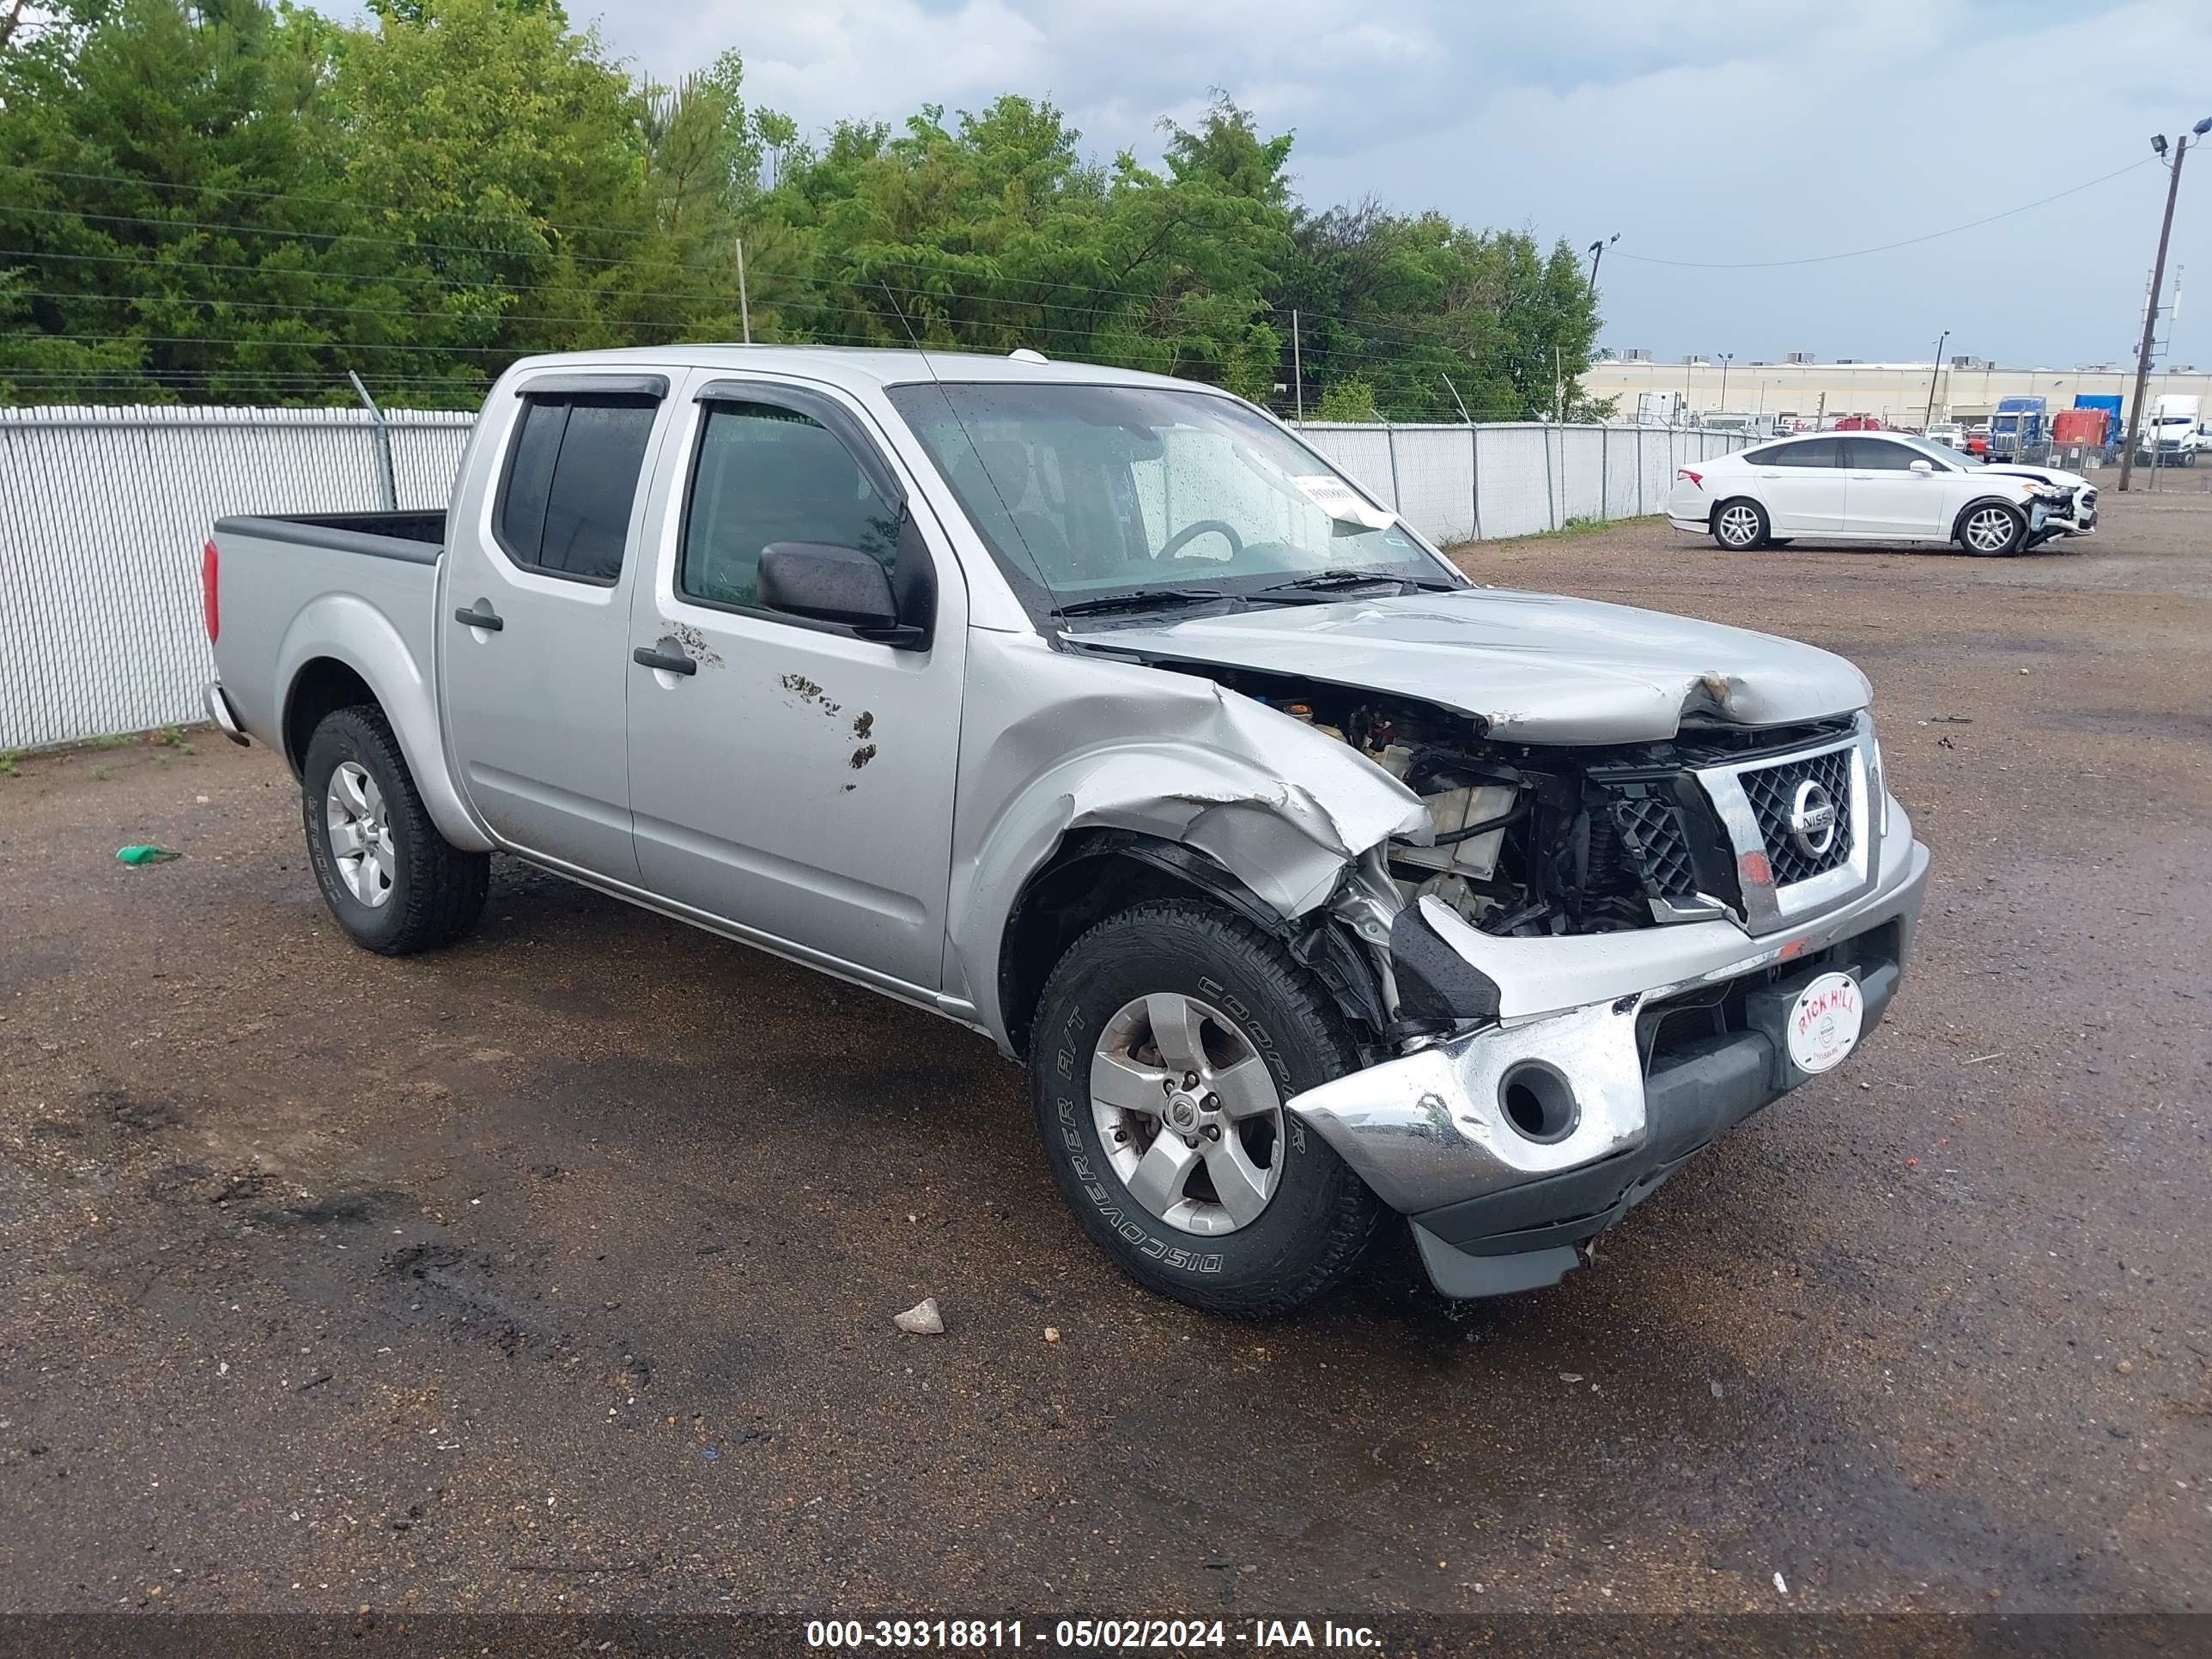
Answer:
624, 374, 967, 994
1754, 435, 1848, 533
441, 373, 678, 879
1843, 437, 1948, 540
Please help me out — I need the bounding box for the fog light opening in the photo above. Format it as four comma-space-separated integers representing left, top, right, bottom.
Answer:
1498, 1062, 1578, 1144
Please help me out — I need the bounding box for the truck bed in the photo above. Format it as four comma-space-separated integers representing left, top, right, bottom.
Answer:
209, 510, 447, 762
216, 509, 447, 560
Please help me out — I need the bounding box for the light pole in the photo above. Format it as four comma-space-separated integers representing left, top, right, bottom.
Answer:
2119, 117, 2210, 491
1717, 353, 1735, 410
1923, 330, 1949, 427
1586, 233, 1620, 295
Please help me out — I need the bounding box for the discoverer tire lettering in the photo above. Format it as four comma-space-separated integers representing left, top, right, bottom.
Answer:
1029, 897, 1385, 1317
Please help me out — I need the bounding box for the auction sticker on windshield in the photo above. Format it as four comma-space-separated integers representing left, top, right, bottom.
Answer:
1787, 971, 1863, 1073
1290, 474, 1395, 530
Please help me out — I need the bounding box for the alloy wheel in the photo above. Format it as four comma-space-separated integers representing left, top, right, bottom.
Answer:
1089, 992, 1285, 1236
325, 760, 395, 908
1717, 504, 1761, 547
1963, 506, 2018, 554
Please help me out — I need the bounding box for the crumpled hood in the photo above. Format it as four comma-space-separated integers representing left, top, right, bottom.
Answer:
1077, 586, 1872, 744
1984, 463, 2089, 491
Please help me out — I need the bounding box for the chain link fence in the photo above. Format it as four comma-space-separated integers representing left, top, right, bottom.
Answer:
1296, 422, 1753, 544
0, 407, 1742, 751
0, 405, 473, 750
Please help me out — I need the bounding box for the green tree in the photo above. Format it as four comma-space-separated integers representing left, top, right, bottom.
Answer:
1315, 376, 1378, 422
0, 0, 357, 402
0, 12, 1602, 416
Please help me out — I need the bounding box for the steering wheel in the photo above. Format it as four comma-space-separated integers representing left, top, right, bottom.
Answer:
1154, 519, 1244, 562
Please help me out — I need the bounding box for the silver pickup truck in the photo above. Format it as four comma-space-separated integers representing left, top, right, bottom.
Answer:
206, 347, 1929, 1316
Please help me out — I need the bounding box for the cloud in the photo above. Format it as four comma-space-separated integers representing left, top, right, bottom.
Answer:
583, 0, 2212, 363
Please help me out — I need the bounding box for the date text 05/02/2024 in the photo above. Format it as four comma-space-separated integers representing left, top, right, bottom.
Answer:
805, 1618, 1385, 1650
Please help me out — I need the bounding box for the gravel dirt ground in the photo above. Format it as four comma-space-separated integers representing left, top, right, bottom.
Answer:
3, 486, 2208, 1623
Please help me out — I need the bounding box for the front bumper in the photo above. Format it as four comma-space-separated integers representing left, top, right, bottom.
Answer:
2041, 488, 2096, 535
1286, 800, 1930, 1299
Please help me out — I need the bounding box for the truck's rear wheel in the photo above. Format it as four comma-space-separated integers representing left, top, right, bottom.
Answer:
302, 706, 488, 956
1030, 899, 1387, 1317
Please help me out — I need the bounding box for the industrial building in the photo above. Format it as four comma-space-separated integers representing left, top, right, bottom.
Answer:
1587, 352, 2212, 430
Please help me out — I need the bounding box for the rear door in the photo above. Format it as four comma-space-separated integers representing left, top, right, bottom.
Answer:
441, 371, 677, 879
1751, 436, 1847, 532
623, 374, 968, 994
1843, 437, 1948, 540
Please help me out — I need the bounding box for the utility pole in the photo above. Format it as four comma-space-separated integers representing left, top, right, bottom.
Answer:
1291, 309, 1303, 423
1717, 352, 1734, 410
1923, 329, 1949, 426
735, 236, 753, 344
2119, 121, 2207, 490
1586, 233, 1619, 296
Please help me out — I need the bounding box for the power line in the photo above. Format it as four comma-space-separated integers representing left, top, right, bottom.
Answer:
0, 162, 1301, 310
0, 200, 691, 271
1, 246, 730, 306
1, 161, 686, 248
1615, 155, 2157, 270
7, 191, 1565, 363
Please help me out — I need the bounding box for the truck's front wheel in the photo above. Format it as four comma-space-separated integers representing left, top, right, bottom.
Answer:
302, 706, 488, 956
1030, 899, 1387, 1317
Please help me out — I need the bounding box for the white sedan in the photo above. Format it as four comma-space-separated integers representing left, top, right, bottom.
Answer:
1666, 432, 2094, 556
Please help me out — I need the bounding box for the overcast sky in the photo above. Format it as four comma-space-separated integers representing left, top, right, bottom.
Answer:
586, 0, 2209, 368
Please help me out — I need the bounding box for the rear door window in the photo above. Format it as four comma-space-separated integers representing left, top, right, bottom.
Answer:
495, 395, 659, 583
1763, 437, 1840, 468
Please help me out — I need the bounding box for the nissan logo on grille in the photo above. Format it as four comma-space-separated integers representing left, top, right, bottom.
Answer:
1787, 779, 1839, 859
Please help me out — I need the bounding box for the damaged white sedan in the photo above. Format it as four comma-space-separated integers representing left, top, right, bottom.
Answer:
204, 346, 1929, 1316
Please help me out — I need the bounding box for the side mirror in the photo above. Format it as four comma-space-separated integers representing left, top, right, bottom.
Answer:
1908, 459, 1934, 475
757, 542, 915, 642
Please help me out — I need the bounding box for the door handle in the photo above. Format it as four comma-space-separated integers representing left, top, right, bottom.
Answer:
633, 645, 697, 678
453, 605, 503, 631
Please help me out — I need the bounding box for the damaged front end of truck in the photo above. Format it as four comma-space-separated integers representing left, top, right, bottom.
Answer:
975, 607, 1931, 1300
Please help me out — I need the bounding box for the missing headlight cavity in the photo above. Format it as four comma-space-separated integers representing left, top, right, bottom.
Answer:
1498, 1060, 1577, 1143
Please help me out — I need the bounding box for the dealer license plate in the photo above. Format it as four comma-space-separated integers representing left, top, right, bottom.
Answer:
1787, 971, 1863, 1074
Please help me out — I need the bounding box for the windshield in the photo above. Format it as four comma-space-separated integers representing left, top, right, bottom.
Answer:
884, 381, 1461, 620
1903, 435, 1980, 468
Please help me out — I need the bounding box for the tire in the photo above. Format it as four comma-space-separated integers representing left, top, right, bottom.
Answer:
1956, 501, 2026, 556
1030, 898, 1387, 1317
1711, 498, 1769, 550
301, 705, 489, 955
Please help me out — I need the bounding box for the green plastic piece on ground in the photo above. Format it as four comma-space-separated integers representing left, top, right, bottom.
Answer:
116, 845, 180, 866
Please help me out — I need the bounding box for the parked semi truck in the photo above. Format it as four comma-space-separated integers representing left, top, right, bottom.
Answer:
202, 346, 1928, 1316
2138, 394, 2204, 465
1987, 396, 2046, 460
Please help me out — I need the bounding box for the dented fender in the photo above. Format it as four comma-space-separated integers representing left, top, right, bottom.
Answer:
945, 635, 1426, 1049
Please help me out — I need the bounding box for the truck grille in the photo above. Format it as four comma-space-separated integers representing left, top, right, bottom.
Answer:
1741, 745, 1855, 887
1607, 788, 1700, 901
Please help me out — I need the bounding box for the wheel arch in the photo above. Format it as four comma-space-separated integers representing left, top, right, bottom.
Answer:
1710, 493, 1768, 536
276, 594, 490, 851
995, 830, 1393, 1064
1950, 494, 2025, 547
